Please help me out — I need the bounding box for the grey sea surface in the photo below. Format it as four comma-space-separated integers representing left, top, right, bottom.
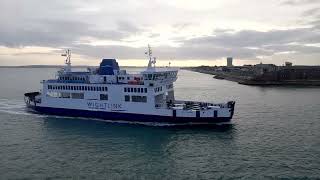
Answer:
0, 68, 319, 179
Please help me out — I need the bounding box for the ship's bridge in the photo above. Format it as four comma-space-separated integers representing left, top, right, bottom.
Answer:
141, 68, 178, 84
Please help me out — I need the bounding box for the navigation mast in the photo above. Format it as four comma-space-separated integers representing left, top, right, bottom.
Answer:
146, 44, 156, 70
62, 49, 72, 72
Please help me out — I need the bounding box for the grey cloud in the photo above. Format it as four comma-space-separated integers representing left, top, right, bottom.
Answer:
184, 28, 320, 48
0, 19, 126, 47
302, 7, 320, 16
282, 0, 320, 5
117, 21, 141, 34
59, 25, 320, 61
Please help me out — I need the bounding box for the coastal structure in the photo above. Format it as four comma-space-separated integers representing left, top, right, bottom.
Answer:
24, 47, 235, 125
186, 61, 320, 86
227, 57, 233, 67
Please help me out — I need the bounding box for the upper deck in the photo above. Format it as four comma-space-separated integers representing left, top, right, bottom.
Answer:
46, 55, 178, 86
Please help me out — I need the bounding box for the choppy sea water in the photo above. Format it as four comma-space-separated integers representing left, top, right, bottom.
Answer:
0, 68, 319, 179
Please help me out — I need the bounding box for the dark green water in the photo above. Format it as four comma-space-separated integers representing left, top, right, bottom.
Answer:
0, 68, 319, 179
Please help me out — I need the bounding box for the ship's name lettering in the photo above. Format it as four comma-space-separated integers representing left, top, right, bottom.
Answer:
87, 102, 122, 110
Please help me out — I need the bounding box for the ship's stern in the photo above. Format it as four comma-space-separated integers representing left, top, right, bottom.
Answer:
24, 92, 41, 108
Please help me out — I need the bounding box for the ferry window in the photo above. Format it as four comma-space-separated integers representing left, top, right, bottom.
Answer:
104, 77, 106, 82
98, 87, 101, 91
124, 88, 127, 92
137, 88, 140, 93
134, 88, 137, 93
128, 88, 131, 92
125, 95, 130, 102
127, 77, 130, 80
131, 88, 133, 92
71, 93, 84, 99
144, 88, 147, 93
105, 87, 108, 91
82, 86, 84, 91
100, 94, 108, 100
71, 86, 74, 90
132, 96, 147, 103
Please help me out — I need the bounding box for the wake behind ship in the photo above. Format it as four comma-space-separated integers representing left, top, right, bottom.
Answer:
24, 47, 235, 125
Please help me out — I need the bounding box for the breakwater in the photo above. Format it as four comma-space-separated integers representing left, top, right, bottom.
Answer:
184, 64, 320, 86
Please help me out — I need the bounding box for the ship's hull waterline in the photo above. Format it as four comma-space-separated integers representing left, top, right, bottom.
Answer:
27, 105, 234, 125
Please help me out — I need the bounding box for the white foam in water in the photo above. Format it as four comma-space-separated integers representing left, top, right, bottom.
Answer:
0, 99, 37, 116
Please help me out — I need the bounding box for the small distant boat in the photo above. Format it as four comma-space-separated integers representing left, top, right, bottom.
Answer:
24, 46, 235, 125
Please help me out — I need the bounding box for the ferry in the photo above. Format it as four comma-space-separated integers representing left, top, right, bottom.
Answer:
24, 46, 235, 125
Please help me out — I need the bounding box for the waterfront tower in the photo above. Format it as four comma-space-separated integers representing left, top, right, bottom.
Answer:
227, 57, 233, 67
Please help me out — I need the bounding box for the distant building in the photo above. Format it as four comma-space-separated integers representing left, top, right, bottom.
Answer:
227, 57, 233, 67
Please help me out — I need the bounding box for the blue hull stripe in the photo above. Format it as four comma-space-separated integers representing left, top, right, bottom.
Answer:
31, 106, 232, 124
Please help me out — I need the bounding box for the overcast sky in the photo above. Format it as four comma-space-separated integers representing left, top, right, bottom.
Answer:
1, 0, 320, 66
